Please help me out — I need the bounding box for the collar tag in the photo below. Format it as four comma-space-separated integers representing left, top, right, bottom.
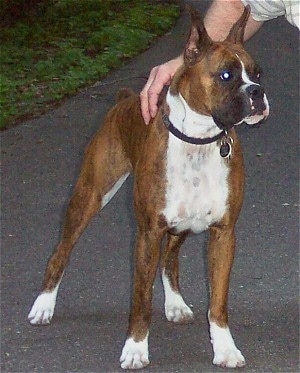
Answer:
220, 135, 233, 158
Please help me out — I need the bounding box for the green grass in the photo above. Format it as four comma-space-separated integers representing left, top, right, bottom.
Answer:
0, 0, 180, 129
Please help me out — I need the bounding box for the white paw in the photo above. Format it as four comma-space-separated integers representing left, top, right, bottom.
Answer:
165, 302, 194, 323
210, 321, 245, 368
213, 347, 245, 368
120, 335, 149, 370
28, 288, 58, 325
162, 270, 194, 323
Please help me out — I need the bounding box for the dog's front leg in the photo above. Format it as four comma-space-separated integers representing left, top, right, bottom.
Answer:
120, 229, 162, 370
208, 226, 245, 368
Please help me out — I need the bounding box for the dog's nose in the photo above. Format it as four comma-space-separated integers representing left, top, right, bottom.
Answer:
246, 84, 264, 99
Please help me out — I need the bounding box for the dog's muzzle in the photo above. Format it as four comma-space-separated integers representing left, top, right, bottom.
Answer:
244, 84, 269, 125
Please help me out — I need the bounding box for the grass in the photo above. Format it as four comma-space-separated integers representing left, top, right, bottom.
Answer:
0, 0, 180, 129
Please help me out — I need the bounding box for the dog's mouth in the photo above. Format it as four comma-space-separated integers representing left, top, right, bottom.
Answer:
244, 95, 270, 125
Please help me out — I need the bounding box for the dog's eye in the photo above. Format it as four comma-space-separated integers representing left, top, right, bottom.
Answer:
255, 72, 261, 82
220, 71, 233, 81
250, 71, 261, 84
252, 65, 262, 83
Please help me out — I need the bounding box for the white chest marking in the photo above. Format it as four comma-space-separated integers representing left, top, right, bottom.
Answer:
163, 92, 229, 233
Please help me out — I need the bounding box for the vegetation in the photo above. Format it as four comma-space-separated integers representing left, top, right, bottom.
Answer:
0, 0, 180, 129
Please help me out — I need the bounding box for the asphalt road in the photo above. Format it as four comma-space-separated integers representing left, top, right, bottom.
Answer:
1, 1, 299, 372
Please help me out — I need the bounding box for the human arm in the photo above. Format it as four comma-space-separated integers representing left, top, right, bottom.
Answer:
204, 0, 263, 41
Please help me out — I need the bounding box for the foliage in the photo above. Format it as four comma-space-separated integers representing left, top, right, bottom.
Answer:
0, 0, 180, 129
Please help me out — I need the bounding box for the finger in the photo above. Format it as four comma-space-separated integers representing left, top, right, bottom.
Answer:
140, 67, 159, 124
148, 72, 172, 118
140, 91, 151, 125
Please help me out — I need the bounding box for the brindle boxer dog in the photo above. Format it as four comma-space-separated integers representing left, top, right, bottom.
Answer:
28, 6, 269, 370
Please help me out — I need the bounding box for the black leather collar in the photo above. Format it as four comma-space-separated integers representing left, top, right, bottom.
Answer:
162, 113, 226, 145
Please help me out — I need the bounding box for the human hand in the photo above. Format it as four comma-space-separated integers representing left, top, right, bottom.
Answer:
140, 55, 183, 124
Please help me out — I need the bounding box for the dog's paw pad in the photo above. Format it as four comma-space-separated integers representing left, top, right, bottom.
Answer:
28, 292, 56, 325
120, 337, 149, 370
165, 303, 194, 324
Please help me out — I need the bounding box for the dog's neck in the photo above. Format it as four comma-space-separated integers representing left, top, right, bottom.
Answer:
166, 90, 222, 140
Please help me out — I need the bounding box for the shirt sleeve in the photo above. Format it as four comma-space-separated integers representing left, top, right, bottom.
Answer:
241, 0, 299, 29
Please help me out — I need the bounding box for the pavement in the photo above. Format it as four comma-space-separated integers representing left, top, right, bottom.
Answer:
1, 1, 299, 372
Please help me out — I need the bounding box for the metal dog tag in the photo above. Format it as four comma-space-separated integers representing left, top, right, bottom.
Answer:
220, 135, 233, 159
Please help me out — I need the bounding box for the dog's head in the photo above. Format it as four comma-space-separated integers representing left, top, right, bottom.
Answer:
170, 6, 269, 131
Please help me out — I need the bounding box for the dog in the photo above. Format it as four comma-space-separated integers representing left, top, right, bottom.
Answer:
28, 6, 269, 370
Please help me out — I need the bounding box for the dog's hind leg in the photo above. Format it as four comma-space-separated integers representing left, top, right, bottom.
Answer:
28, 126, 131, 325
160, 232, 194, 324
28, 182, 104, 325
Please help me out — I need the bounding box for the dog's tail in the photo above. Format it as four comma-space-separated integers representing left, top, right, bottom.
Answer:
116, 88, 135, 102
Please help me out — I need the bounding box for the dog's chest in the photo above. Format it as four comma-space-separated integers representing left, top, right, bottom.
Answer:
163, 138, 229, 233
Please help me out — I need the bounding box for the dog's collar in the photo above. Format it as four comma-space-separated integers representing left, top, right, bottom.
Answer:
162, 112, 233, 158
162, 112, 225, 145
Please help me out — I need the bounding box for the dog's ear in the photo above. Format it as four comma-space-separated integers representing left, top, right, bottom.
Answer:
226, 5, 251, 44
184, 6, 212, 67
